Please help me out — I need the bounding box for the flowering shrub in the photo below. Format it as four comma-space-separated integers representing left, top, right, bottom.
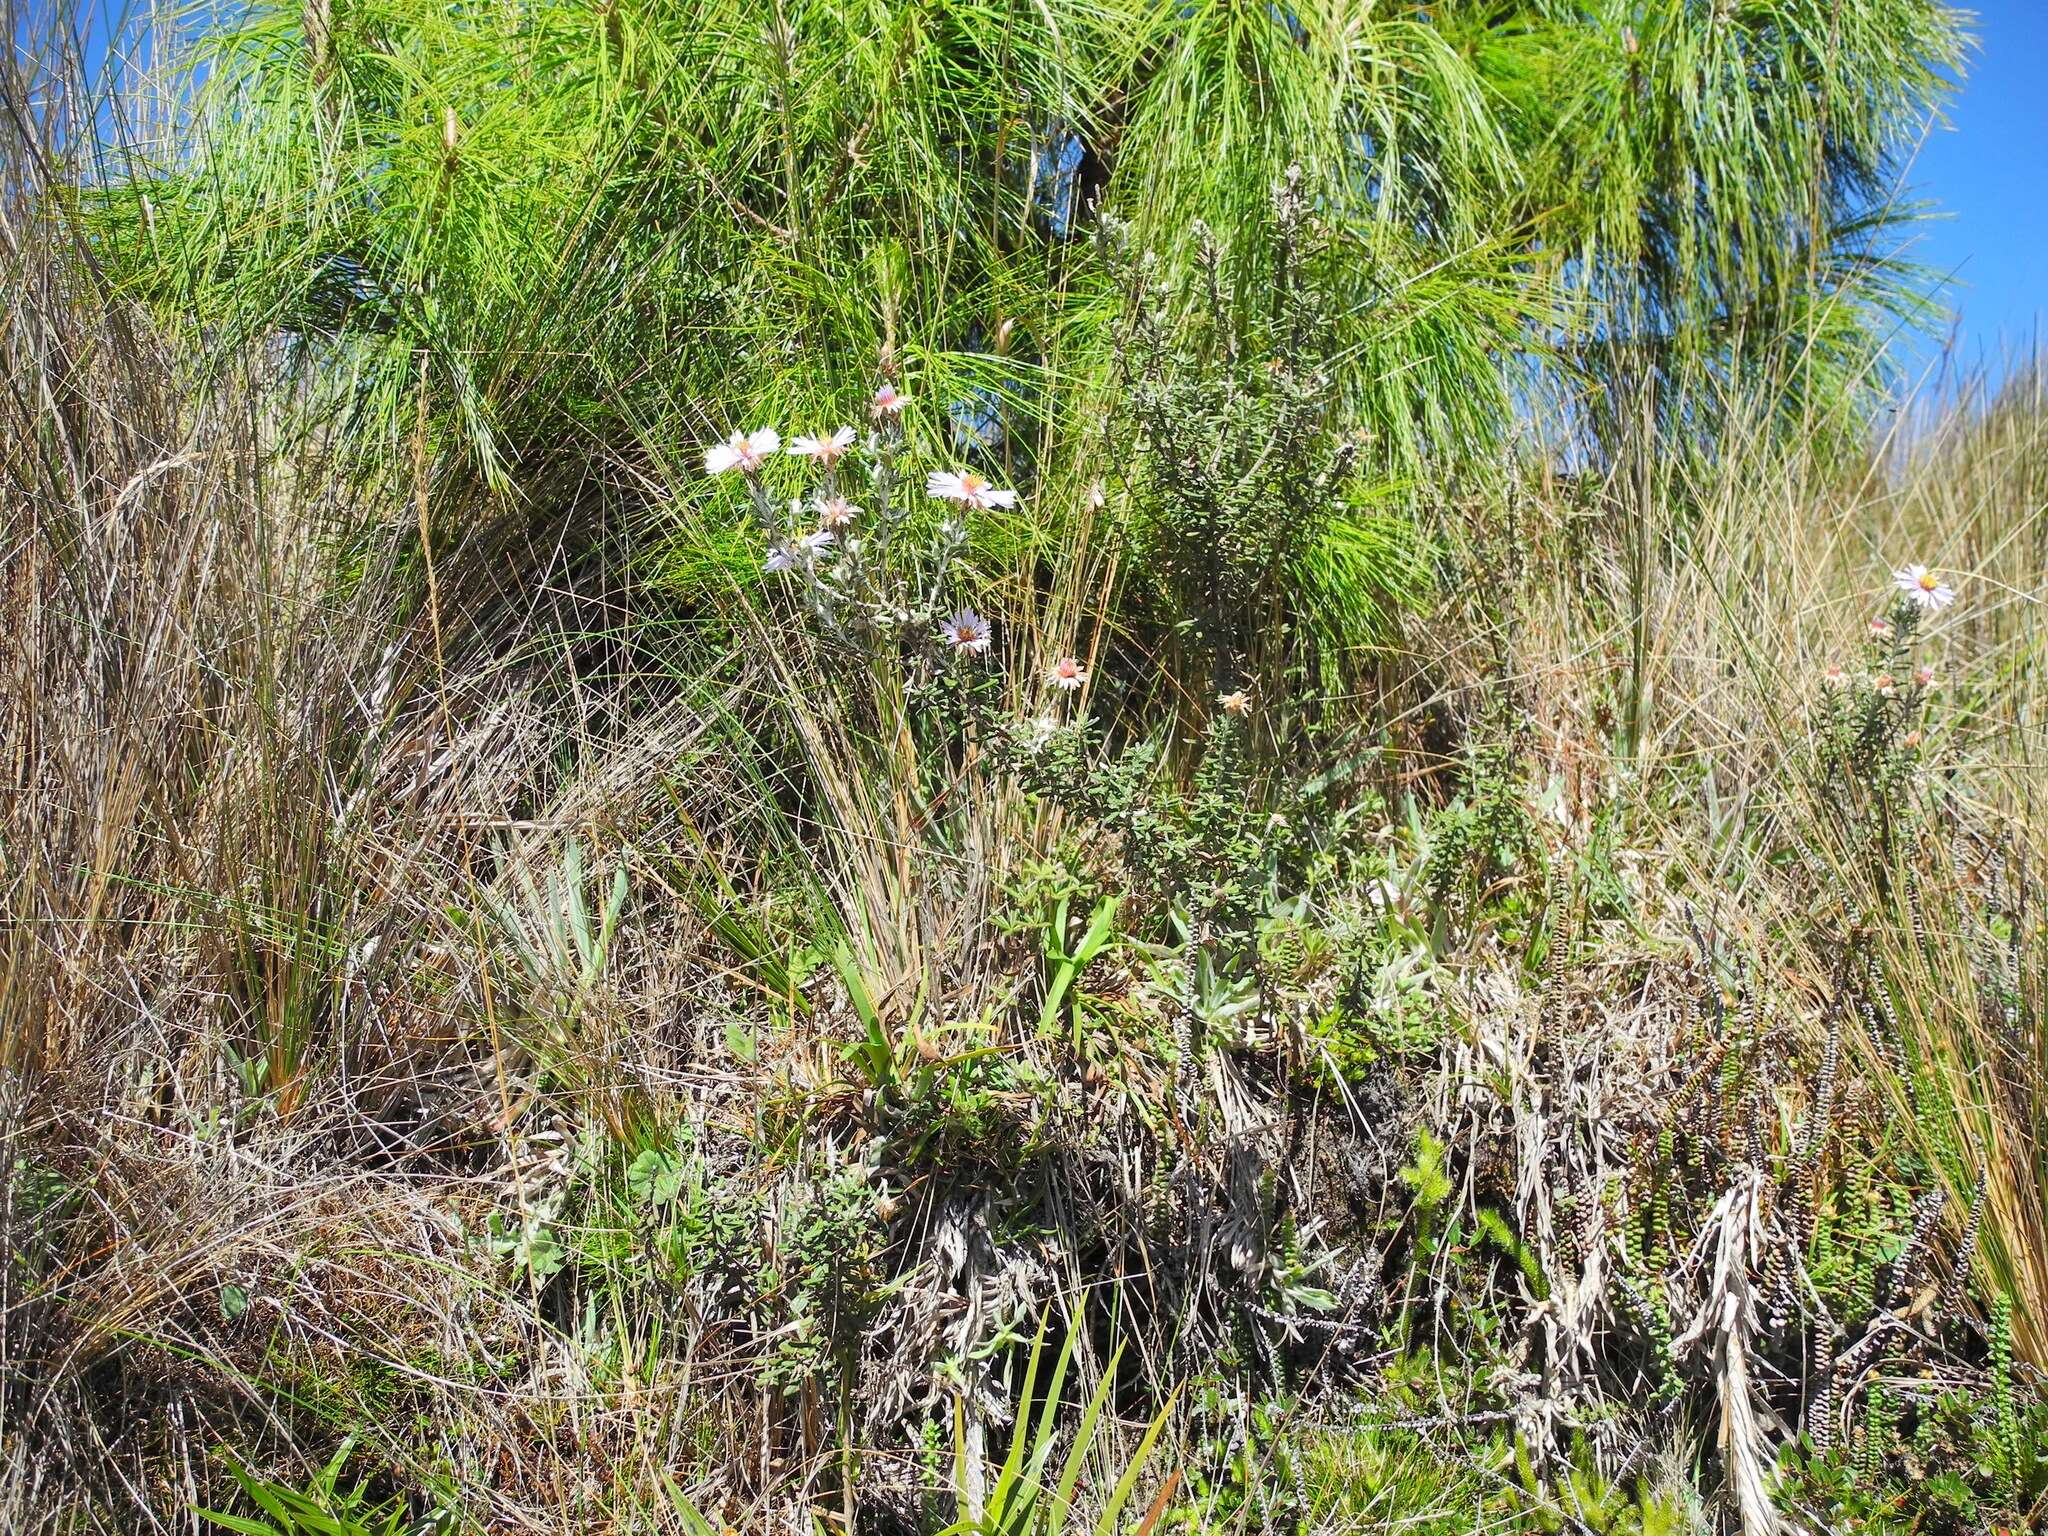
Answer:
704, 382, 1009, 660
702, 354, 1379, 1063
1813, 563, 1958, 800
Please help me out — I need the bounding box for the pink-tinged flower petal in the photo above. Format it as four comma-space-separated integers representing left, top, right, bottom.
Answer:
1047, 657, 1087, 692
1892, 564, 1956, 614
792, 426, 856, 463
926, 469, 1016, 510
706, 427, 780, 476
939, 608, 992, 655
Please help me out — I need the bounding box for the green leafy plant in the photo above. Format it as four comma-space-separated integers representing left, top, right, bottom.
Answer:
939, 1314, 1177, 1536
1506, 1433, 1687, 1536
197, 1440, 440, 1536
1037, 892, 1122, 1048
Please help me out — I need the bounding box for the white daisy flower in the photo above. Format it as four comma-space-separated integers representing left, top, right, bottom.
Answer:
871, 384, 907, 417
1868, 617, 1894, 642
1893, 564, 1956, 613
926, 469, 1017, 510
1218, 689, 1254, 717
763, 544, 796, 574
796, 529, 835, 557
939, 608, 992, 655
1913, 665, 1937, 688
1822, 665, 1846, 687
1047, 656, 1087, 692
816, 496, 860, 529
1873, 673, 1898, 698
791, 426, 856, 465
705, 427, 780, 476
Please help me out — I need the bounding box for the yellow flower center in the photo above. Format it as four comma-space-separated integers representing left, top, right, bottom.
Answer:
1918, 571, 1939, 591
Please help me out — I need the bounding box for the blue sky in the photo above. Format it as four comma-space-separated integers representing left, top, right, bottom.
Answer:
1896, 1, 2048, 388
